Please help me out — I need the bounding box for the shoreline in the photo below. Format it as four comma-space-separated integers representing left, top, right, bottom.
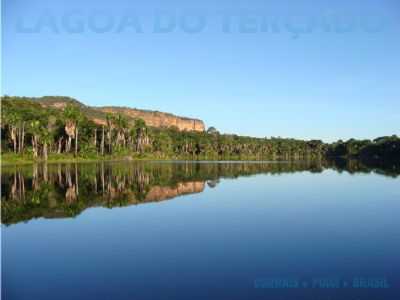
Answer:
1, 153, 316, 166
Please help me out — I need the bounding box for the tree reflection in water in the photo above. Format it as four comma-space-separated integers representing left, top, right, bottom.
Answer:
1, 160, 398, 225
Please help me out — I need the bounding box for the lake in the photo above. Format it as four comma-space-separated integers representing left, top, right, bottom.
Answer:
1, 160, 399, 300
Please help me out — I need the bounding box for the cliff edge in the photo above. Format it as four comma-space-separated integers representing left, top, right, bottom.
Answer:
37, 96, 205, 132
98, 107, 205, 132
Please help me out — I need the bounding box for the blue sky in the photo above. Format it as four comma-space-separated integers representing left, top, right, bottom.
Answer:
2, 0, 399, 142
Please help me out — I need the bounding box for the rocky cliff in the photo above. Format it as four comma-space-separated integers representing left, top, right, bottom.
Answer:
37, 96, 205, 132
98, 107, 205, 132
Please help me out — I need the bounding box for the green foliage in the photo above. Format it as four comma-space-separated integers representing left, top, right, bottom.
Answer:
327, 136, 400, 162
1, 96, 399, 163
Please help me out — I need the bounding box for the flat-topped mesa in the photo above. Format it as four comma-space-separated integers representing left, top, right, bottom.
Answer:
98, 107, 205, 132
36, 97, 206, 132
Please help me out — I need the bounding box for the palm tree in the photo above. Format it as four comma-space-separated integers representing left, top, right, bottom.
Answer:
27, 114, 52, 159
106, 113, 114, 153
113, 114, 128, 148
40, 131, 52, 161
63, 105, 82, 156
133, 119, 149, 153
28, 120, 41, 158
3, 110, 20, 153
101, 125, 105, 155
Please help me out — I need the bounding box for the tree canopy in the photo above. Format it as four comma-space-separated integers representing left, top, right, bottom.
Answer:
1, 96, 399, 163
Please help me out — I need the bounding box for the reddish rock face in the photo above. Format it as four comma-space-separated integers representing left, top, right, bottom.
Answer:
40, 101, 205, 132
98, 107, 205, 132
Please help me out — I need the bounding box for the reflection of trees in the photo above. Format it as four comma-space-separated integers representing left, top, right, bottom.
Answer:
9, 168, 25, 202
1, 159, 398, 225
207, 179, 219, 188
65, 164, 78, 203
326, 157, 400, 177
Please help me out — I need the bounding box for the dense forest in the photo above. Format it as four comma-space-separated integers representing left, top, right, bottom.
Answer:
1, 96, 399, 164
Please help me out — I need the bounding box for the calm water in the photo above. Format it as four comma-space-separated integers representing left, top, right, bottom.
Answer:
2, 161, 399, 300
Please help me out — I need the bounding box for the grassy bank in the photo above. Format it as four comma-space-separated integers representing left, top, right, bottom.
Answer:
1, 152, 296, 165
1, 153, 110, 165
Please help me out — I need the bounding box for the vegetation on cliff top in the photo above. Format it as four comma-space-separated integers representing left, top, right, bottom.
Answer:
1, 96, 399, 164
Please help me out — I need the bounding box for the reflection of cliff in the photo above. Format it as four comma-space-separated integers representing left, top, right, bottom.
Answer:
146, 182, 205, 201
1, 163, 208, 225
96, 180, 205, 205
1, 159, 398, 225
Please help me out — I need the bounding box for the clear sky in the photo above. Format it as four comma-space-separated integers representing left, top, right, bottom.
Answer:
2, 0, 399, 142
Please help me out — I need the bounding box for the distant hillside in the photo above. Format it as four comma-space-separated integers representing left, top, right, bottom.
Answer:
36, 96, 205, 132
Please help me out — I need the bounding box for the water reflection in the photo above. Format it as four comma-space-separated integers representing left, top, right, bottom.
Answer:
1, 160, 398, 225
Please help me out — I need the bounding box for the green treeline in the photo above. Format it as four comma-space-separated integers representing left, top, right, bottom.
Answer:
327, 136, 400, 162
1, 96, 399, 163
